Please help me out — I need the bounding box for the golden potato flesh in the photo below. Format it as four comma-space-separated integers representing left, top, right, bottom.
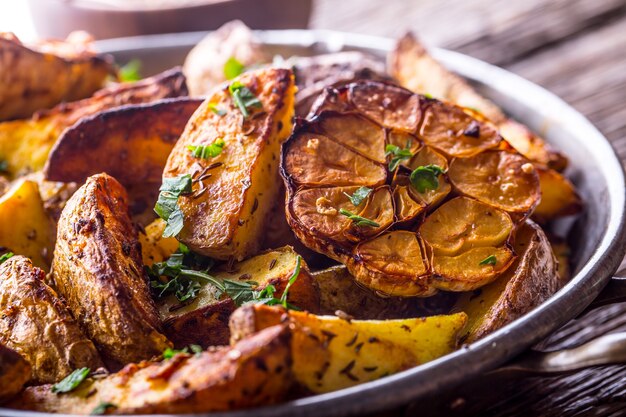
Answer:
449, 150, 540, 213
282, 80, 542, 296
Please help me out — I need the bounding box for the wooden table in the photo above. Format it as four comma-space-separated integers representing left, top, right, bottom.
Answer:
311, 0, 626, 415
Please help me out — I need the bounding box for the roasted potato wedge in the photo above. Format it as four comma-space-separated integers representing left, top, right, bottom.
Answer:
0, 67, 187, 178
534, 167, 583, 220
388, 33, 567, 171
163, 67, 295, 260
45, 97, 202, 187
313, 265, 457, 319
231, 304, 467, 393
453, 220, 561, 342
0, 255, 103, 384
0, 344, 31, 403
0, 31, 113, 121
139, 219, 179, 266
53, 174, 171, 365
0, 179, 54, 269
282, 80, 540, 296
158, 246, 320, 348
10, 324, 293, 414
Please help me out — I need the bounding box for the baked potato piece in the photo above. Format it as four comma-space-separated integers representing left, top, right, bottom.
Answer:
0, 67, 187, 178
53, 174, 171, 365
453, 220, 561, 343
231, 304, 467, 393
162, 67, 295, 260
158, 246, 320, 348
139, 219, 179, 266
0, 344, 31, 403
0, 31, 113, 121
388, 32, 567, 171
282, 80, 541, 296
534, 167, 583, 220
183, 20, 270, 96
0, 255, 103, 384
313, 265, 457, 319
0, 179, 54, 269
9, 324, 293, 414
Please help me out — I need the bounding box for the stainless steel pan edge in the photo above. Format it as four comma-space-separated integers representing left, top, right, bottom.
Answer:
4, 30, 625, 417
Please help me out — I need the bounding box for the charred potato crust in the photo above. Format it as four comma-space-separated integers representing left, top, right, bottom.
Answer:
9, 325, 293, 414
282, 80, 541, 296
0, 256, 103, 384
0, 32, 113, 121
53, 174, 170, 365
0, 344, 31, 403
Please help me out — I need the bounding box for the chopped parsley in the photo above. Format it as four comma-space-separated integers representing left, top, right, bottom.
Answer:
385, 142, 413, 171
423, 93, 434, 99
147, 244, 221, 303
154, 174, 193, 238
51, 367, 90, 394
187, 139, 225, 159
118, 59, 141, 82
409, 164, 445, 193
479, 255, 497, 266
208, 102, 226, 116
162, 344, 202, 359
343, 186, 372, 207
223, 56, 245, 80
339, 209, 380, 228
229, 81, 262, 118
0, 252, 13, 265
90, 402, 117, 415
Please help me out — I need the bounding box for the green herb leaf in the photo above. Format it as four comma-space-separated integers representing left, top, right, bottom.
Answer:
385, 142, 413, 171
339, 209, 380, 228
279, 255, 301, 308
154, 174, 193, 238
343, 186, 372, 206
409, 164, 445, 193
0, 252, 14, 265
479, 255, 497, 266
223, 279, 257, 306
208, 102, 226, 116
229, 81, 262, 118
189, 344, 203, 354
423, 93, 434, 99
118, 59, 141, 82
51, 368, 90, 394
187, 139, 225, 159
90, 402, 117, 415
223, 56, 245, 80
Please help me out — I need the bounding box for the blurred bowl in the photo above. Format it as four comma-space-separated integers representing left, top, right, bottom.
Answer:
27, 0, 312, 39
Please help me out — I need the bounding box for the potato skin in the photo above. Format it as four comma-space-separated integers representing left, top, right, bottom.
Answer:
0, 32, 113, 121
163, 67, 295, 260
453, 220, 561, 342
0, 256, 103, 384
53, 174, 171, 365
0, 67, 188, 178
9, 325, 293, 414
0, 344, 31, 403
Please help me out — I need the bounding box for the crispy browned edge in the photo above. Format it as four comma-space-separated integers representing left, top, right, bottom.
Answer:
0, 255, 103, 384
52, 174, 171, 365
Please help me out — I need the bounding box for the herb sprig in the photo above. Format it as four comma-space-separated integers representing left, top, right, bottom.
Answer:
0, 252, 14, 265
224, 57, 245, 80
409, 164, 445, 193
118, 59, 141, 82
208, 103, 226, 116
339, 209, 380, 228
187, 139, 225, 159
52, 368, 90, 394
343, 186, 372, 207
479, 255, 497, 266
154, 174, 193, 238
385, 142, 413, 171
229, 81, 262, 118
163, 344, 202, 359
90, 402, 117, 415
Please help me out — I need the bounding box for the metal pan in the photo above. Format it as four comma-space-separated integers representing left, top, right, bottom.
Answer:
5, 30, 626, 417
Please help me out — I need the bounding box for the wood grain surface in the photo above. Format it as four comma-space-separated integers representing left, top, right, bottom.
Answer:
311, 0, 626, 415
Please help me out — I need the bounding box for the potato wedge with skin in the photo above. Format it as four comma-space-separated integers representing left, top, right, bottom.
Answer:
0, 180, 54, 269
163, 68, 295, 260
0, 67, 187, 178
0, 256, 103, 384
139, 219, 179, 266
45, 98, 202, 187
230, 304, 467, 393
158, 246, 320, 348
9, 325, 293, 414
453, 221, 561, 342
0, 344, 31, 403
53, 174, 171, 365
283, 80, 541, 296
0, 32, 113, 121
388, 33, 568, 171
313, 265, 457, 319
